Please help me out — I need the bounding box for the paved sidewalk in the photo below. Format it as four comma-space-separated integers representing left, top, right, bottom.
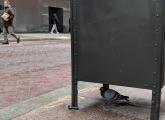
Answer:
12, 85, 165, 120
0, 33, 70, 42
0, 40, 71, 109
0, 82, 97, 120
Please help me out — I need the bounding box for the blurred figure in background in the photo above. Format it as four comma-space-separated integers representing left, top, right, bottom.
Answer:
1, 0, 20, 44
50, 13, 59, 34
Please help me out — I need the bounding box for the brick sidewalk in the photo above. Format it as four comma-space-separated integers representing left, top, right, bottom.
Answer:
0, 40, 71, 109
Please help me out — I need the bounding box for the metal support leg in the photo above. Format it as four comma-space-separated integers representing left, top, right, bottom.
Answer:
68, 79, 79, 110
69, 0, 79, 110
150, 88, 161, 120
103, 84, 110, 90
100, 84, 109, 97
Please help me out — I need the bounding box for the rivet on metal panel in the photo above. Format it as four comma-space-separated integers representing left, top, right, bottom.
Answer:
156, 14, 159, 17
154, 43, 158, 47
153, 85, 157, 88
154, 58, 158, 62
144, 84, 148, 87
153, 72, 157, 75
155, 29, 159, 32
153, 91, 156, 95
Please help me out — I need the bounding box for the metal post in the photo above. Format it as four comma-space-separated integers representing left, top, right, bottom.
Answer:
103, 84, 109, 90
68, 39, 79, 110
100, 84, 110, 97
150, 88, 161, 120
68, 23, 79, 110
68, 77, 79, 110
68, 0, 79, 110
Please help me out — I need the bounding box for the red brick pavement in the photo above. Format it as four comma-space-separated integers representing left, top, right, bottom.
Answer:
0, 40, 71, 108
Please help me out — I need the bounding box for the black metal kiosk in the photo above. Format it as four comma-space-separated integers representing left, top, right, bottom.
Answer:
69, 0, 165, 120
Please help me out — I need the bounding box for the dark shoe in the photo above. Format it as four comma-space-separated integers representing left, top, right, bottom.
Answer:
2, 41, 9, 44
17, 37, 20, 43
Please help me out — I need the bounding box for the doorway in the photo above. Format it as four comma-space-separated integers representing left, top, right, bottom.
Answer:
49, 7, 63, 33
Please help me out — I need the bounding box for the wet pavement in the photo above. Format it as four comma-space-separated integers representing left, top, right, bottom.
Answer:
0, 40, 71, 108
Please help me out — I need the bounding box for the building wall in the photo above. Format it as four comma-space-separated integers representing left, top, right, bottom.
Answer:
11, 0, 42, 32
41, 0, 70, 32
0, 0, 70, 33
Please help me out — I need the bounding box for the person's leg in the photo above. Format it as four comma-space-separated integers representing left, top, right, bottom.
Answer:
2, 26, 9, 44
54, 24, 59, 33
8, 26, 20, 43
8, 26, 17, 39
51, 24, 56, 34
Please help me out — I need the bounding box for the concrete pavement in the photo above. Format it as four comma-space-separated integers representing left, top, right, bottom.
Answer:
13, 84, 165, 120
0, 33, 70, 42
0, 82, 98, 120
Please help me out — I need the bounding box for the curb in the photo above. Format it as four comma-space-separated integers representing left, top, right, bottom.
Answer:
0, 38, 70, 43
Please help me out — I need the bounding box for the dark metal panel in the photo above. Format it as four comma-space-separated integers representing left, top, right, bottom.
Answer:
70, 0, 165, 119
75, 0, 164, 89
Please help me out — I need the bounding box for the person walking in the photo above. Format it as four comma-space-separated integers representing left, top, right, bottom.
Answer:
1, 0, 20, 44
50, 13, 59, 34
